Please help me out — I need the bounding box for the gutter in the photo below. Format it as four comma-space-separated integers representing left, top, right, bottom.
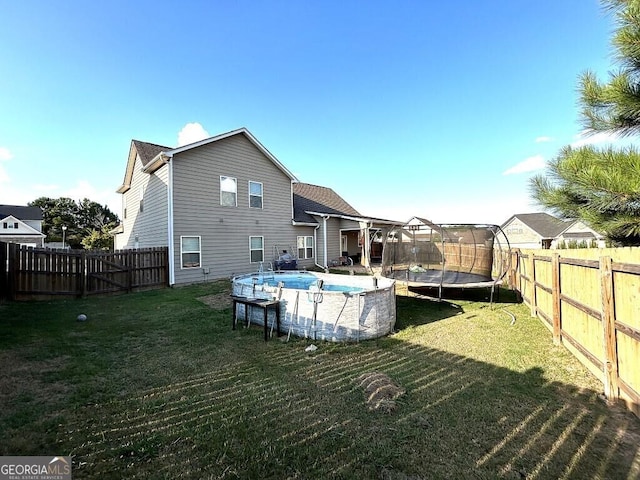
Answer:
164, 153, 175, 285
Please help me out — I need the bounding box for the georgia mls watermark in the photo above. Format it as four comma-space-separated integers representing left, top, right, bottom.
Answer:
0, 457, 71, 480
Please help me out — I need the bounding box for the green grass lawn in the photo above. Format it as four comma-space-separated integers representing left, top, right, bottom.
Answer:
0, 282, 638, 479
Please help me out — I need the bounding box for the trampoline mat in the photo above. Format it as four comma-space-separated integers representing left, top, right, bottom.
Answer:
386, 269, 497, 287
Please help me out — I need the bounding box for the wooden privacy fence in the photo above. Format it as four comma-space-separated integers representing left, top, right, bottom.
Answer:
1, 243, 169, 300
510, 248, 640, 417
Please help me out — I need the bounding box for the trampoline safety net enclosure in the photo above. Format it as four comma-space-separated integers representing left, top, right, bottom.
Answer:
381, 220, 511, 297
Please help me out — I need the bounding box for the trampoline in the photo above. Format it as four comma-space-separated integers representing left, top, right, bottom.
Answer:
381, 220, 511, 301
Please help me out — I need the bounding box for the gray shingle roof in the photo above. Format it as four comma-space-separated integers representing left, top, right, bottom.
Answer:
506, 213, 570, 238
0, 204, 43, 220
132, 140, 170, 167
293, 183, 361, 223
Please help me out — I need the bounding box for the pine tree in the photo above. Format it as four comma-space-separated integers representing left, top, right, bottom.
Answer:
530, 0, 640, 245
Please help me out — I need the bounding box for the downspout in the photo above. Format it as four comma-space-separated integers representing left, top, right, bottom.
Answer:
313, 223, 324, 271
322, 215, 329, 271
312, 215, 330, 271
165, 155, 175, 285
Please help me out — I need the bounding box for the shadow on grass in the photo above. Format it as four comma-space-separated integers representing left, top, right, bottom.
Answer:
408, 285, 522, 304
60, 335, 640, 479
1, 282, 638, 479
394, 295, 464, 329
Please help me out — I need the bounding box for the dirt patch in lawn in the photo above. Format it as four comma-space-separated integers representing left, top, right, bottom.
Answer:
356, 371, 405, 414
197, 293, 232, 310
0, 351, 71, 407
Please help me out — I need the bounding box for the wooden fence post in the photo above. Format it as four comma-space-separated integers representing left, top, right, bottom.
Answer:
552, 253, 562, 345
513, 250, 522, 302
128, 249, 134, 293
8, 243, 17, 300
0, 242, 7, 301
81, 251, 87, 297
529, 253, 537, 317
600, 256, 619, 403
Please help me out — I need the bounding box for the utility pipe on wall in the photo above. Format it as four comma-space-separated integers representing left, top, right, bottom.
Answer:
164, 155, 175, 285
313, 223, 324, 271
323, 215, 329, 271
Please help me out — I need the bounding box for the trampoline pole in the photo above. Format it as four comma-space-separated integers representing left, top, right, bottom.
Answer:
439, 225, 445, 301
287, 291, 299, 342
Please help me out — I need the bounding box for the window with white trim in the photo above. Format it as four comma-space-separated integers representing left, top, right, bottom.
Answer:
297, 236, 314, 259
181, 236, 201, 268
249, 236, 264, 263
249, 181, 263, 208
220, 176, 237, 207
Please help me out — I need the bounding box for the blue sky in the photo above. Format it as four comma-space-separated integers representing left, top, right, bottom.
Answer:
0, 0, 622, 225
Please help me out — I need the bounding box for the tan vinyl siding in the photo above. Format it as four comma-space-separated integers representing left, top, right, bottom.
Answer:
312, 217, 343, 267
171, 134, 299, 283
325, 218, 343, 264
503, 218, 542, 249
295, 226, 318, 270
115, 154, 168, 249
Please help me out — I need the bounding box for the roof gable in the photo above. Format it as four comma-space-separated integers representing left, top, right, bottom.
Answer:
117, 139, 171, 193
293, 183, 361, 223
503, 213, 569, 238
133, 140, 169, 167
0, 215, 45, 236
117, 128, 297, 194
163, 128, 297, 181
0, 204, 43, 221
406, 216, 436, 227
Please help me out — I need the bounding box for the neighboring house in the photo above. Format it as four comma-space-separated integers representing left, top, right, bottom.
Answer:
113, 127, 397, 285
501, 213, 605, 249
0, 205, 45, 247
555, 219, 606, 248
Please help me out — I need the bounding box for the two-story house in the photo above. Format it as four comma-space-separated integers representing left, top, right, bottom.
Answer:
114, 128, 397, 285
0, 205, 46, 247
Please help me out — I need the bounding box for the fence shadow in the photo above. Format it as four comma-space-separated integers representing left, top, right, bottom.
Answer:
58, 333, 640, 479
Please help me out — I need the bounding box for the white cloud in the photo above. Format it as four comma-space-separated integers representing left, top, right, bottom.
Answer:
177, 122, 210, 147
0, 147, 12, 161
570, 130, 622, 148
535, 136, 553, 143
502, 155, 546, 175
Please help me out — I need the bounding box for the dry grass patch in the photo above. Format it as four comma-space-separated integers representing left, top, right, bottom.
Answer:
197, 292, 232, 310
357, 371, 405, 413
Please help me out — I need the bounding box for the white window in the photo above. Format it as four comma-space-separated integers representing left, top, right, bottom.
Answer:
249, 236, 264, 263
181, 236, 201, 268
139, 189, 144, 212
249, 181, 263, 209
297, 236, 314, 259
220, 176, 237, 207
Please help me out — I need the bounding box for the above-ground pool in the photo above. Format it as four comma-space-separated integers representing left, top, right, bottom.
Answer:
231, 271, 396, 342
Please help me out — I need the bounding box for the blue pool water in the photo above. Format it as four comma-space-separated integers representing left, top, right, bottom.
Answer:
244, 273, 364, 293
231, 271, 396, 342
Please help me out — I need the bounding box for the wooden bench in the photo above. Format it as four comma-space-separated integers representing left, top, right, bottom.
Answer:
231, 296, 281, 341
